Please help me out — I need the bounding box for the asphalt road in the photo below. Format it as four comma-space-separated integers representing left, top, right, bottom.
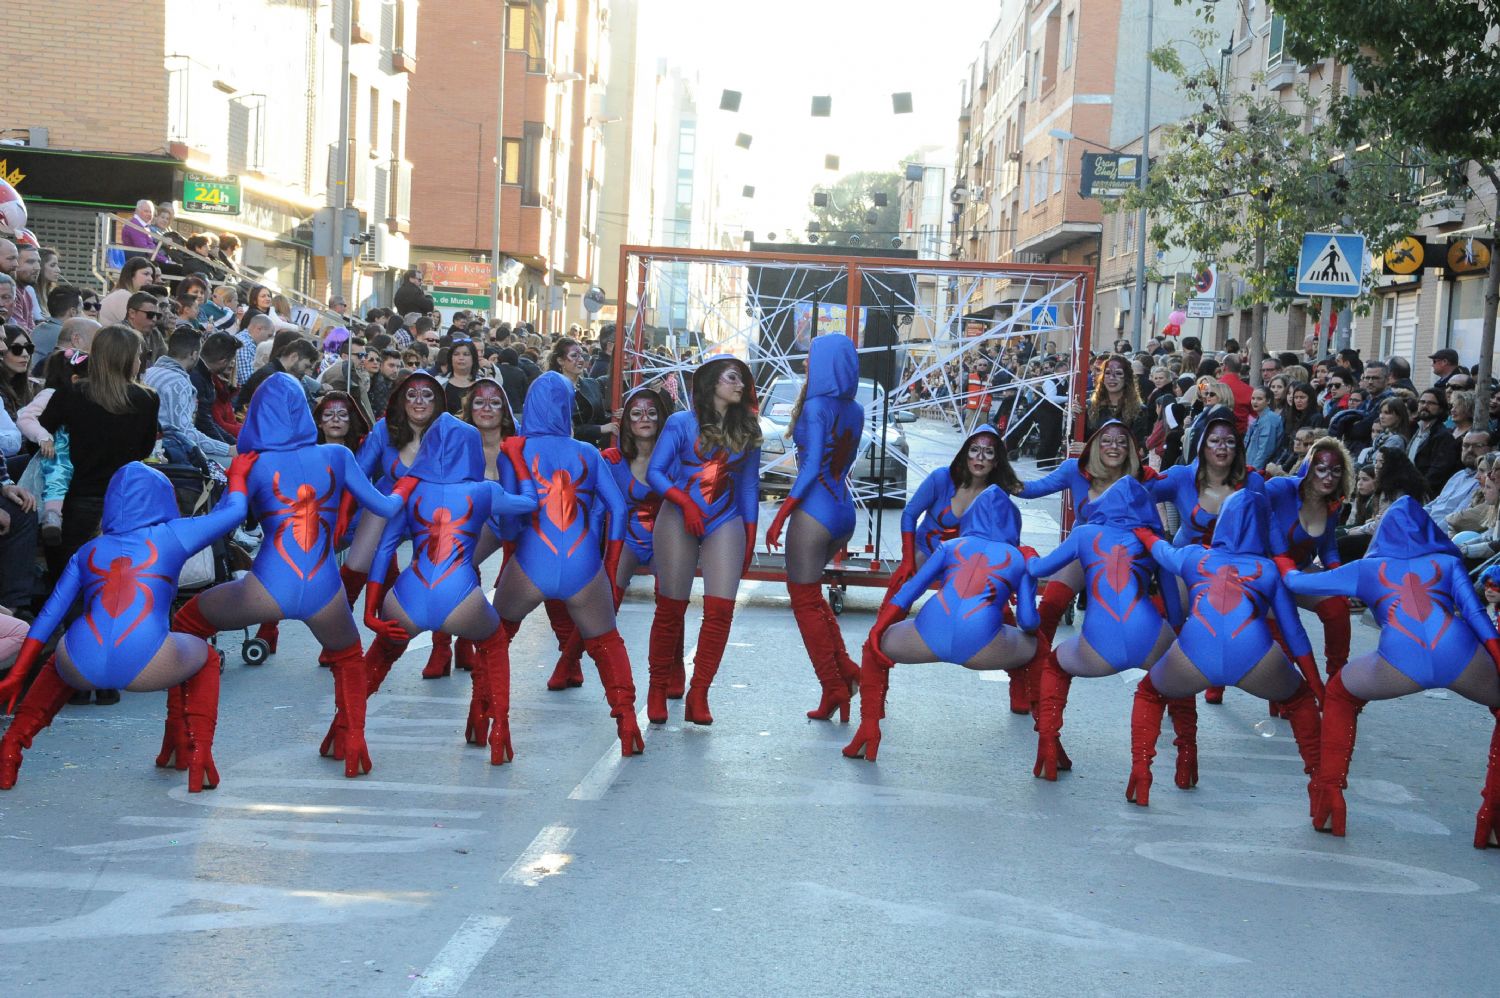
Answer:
2, 423, 1499, 996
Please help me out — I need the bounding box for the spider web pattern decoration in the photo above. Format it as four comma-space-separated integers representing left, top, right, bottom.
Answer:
614, 248, 1091, 573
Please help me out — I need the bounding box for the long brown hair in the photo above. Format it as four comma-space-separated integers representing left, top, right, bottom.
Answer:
1089, 353, 1142, 425
620, 387, 670, 461
459, 376, 516, 438
546, 336, 582, 374
1080, 419, 1143, 485
1299, 436, 1354, 511
80, 324, 148, 415
948, 428, 1020, 493
1193, 413, 1248, 491
693, 357, 762, 453
387, 371, 443, 449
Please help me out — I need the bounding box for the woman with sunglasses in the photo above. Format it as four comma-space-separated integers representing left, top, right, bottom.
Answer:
646, 355, 762, 725
0, 324, 37, 421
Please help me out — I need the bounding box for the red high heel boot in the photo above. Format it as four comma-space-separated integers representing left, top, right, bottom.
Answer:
182, 650, 223, 793
1275, 682, 1322, 815
326, 642, 372, 777
1475, 709, 1500, 849
455, 638, 478, 672
1314, 597, 1350, 676
465, 636, 492, 746
0, 659, 75, 790
155, 685, 191, 771
842, 644, 890, 761
340, 565, 367, 608
1167, 695, 1199, 789
811, 590, 858, 700
585, 630, 645, 756
668, 627, 687, 699
478, 628, 514, 765
255, 621, 279, 655
1313, 672, 1366, 837
647, 594, 689, 724
1127, 675, 1168, 806
1204, 686, 1225, 704
1033, 651, 1073, 781
1035, 580, 1074, 645
790, 582, 850, 722
422, 631, 454, 679
684, 595, 736, 726
544, 600, 586, 690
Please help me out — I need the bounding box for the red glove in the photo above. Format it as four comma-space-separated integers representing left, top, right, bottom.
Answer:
866, 601, 907, 668
743, 521, 757, 575
363, 582, 409, 644
226, 451, 258, 494
1132, 526, 1159, 550
665, 487, 706, 537
604, 539, 623, 604
1486, 638, 1500, 676
500, 435, 529, 478
0, 637, 44, 714
887, 532, 917, 590
333, 491, 356, 546
1273, 555, 1297, 576
1293, 652, 1326, 707
391, 476, 418, 502
765, 496, 800, 553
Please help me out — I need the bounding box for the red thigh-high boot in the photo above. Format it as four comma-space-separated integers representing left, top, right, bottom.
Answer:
455, 638, 478, 672
812, 587, 858, 701
1314, 672, 1366, 837
155, 685, 191, 771
171, 594, 218, 640
478, 628, 514, 765
584, 629, 645, 756
647, 594, 689, 724
669, 626, 687, 699
1035, 581, 1074, 645
1167, 695, 1199, 789
842, 644, 890, 761
0, 658, 74, 790
340, 564, 367, 608
684, 595, 736, 726
1275, 681, 1322, 815
1034, 649, 1073, 781
465, 633, 493, 746
789, 582, 850, 722
182, 649, 222, 793
323, 634, 407, 759
1204, 686, 1225, 704
1127, 675, 1168, 806
254, 621, 279, 655
1475, 709, 1500, 849
325, 642, 372, 777
1314, 597, 1351, 677
543, 600, 585, 690
422, 631, 454, 679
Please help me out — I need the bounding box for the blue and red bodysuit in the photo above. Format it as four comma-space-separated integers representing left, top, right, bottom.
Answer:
647, 404, 760, 540
1146, 418, 1265, 548
903, 425, 1002, 555
602, 446, 660, 567
1142, 489, 1312, 686
1016, 419, 1155, 526
369, 414, 538, 633
786, 334, 864, 540
357, 371, 446, 492
890, 486, 1038, 664
237, 374, 402, 618
1286, 498, 1500, 688
1265, 468, 1341, 571
1026, 477, 1174, 672
498, 372, 628, 600
29, 462, 246, 689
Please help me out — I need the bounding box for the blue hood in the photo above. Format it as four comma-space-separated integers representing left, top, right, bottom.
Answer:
807, 334, 857, 401
407, 413, 485, 484
1368, 496, 1462, 560
1210, 488, 1270, 555
238, 372, 317, 452
1087, 476, 1161, 531
102, 461, 179, 532
959, 485, 1021, 544
1078, 419, 1138, 480
521, 371, 575, 437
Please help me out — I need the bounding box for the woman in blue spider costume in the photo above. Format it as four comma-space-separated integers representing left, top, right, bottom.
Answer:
171, 373, 403, 779
359, 413, 541, 765
764, 334, 866, 722
490, 372, 644, 758
1282, 498, 1500, 845
645, 355, 762, 726
1132, 489, 1324, 809
844, 486, 1039, 762
1024, 476, 1179, 781
0, 459, 252, 793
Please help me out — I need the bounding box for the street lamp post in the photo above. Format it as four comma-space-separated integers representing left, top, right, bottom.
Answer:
1133, 0, 1154, 349
489, 9, 509, 321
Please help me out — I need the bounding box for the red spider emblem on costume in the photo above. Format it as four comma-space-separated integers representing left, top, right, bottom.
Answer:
412, 496, 475, 589
820, 428, 857, 497
83, 541, 173, 647
1377, 560, 1453, 650
937, 546, 1013, 619
1088, 535, 1142, 623
1189, 554, 1263, 639
268, 469, 339, 580
531, 454, 590, 557
692, 443, 732, 505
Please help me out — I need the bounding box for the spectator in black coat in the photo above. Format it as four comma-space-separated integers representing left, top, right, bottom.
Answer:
1407, 387, 1461, 497
496, 348, 530, 415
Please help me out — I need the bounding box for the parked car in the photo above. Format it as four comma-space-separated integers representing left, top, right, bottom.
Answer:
757, 376, 914, 497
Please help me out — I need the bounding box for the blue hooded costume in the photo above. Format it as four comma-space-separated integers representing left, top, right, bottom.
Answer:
646, 355, 761, 539
891, 485, 1037, 664
1264, 461, 1342, 571
902, 424, 1005, 556
357, 371, 446, 492
1142, 489, 1312, 686
29, 462, 246, 688
1286, 497, 1500, 688
600, 386, 670, 567
1017, 418, 1146, 526
239, 373, 401, 617
786, 334, 865, 539
498, 372, 628, 601
1146, 413, 1266, 547
369, 413, 537, 633
1027, 477, 1177, 672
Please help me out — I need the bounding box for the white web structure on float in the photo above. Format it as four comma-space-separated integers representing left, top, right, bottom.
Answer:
617, 251, 1089, 567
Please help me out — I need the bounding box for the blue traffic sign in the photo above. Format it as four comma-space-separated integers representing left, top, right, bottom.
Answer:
1296, 232, 1367, 297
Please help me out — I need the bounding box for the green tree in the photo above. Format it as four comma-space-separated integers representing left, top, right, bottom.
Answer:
1112, 30, 1424, 383
1270, 0, 1500, 410
805, 171, 903, 244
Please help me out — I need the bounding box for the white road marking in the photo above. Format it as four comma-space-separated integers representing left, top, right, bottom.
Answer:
408, 915, 512, 997
569, 706, 650, 801
500, 824, 576, 887
60, 816, 479, 855
1135, 841, 1478, 895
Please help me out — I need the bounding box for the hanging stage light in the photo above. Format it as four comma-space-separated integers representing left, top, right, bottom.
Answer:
891, 92, 913, 114
720, 90, 742, 111
811, 95, 832, 117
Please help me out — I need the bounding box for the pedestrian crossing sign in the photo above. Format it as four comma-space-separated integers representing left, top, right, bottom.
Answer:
1296, 232, 1367, 297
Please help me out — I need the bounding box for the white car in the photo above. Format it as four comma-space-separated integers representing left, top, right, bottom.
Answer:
758, 376, 912, 497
